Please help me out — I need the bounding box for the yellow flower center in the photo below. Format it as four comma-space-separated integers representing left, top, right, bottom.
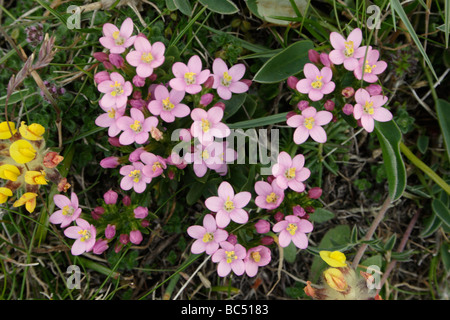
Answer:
162, 97, 175, 111
112, 31, 125, 45
311, 75, 323, 89
110, 81, 124, 97
221, 71, 232, 87
286, 223, 298, 235
108, 108, 116, 118
304, 117, 315, 130
201, 150, 209, 160
285, 167, 296, 180
363, 101, 374, 115
78, 229, 91, 242
184, 72, 196, 85
152, 161, 162, 172
130, 120, 143, 133
62, 205, 75, 216
266, 192, 278, 204
251, 251, 261, 263
364, 60, 377, 73
344, 41, 354, 57
224, 197, 234, 212
202, 232, 214, 243
128, 169, 141, 183
141, 52, 154, 63
225, 250, 237, 263
201, 118, 210, 133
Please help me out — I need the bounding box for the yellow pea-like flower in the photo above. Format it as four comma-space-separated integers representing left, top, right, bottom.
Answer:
9, 140, 36, 164
319, 250, 347, 268
19, 122, 45, 141
323, 268, 348, 292
25, 170, 48, 185
0, 187, 13, 203
13, 192, 38, 213
0, 121, 17, 139
0, 164, 21, 181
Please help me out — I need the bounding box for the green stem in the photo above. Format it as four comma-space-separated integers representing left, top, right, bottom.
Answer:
400, 142, 450, 194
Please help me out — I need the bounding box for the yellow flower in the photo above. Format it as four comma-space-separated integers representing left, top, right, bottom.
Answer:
0, 187, 13, 203
323, 268, 348, 292
9, 140, 36, 164
19, 122, 45, 141
0, 164, 21, 181
25, 170, 48, 185
319, 250, 347, 267
0, 121, 17, 139
13, 192, 38, 213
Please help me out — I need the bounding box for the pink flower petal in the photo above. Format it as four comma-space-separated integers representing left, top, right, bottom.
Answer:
278, 230, 292, 247
293, 125, 310, 145
361, 114, 375, 132
372, 107, 393, 122
212, 58, 228, 76
308, 89, 324, 101
315, 110, 333, 126
228, 64, 246, 80
287, 115, 304, 128
229, 81, 249, 94
191, 239, 207, 254
187, 225, 206, 239
230, 208, 248, 224
120, 17, 134, 38
330, 32, 346, 50
187, 55, 202, 73
303, 63, 320, 79
134, 37, 151, 53
216, 210, 231, 228
309, 125, 327, 143
292, 231, 308, 249
205, 196, 224, 212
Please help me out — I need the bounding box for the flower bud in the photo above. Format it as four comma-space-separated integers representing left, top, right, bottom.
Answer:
341, 87, 355, 98
254, 219, 270, 234
108, 136, 122, 147
93, 52, 108, 62
119, 233, 129, 244
94, 71, 111, 84
287, 76, 299, 90
320, 53, 332, 67
308, 187, 323, 199
92, 239, 109, 255
122, 195, 131, 206
134, 206, 149, 219
297, 100, 309, 111
293, 205, 306, 217
109, 53, 124, 68
133, 75, 146, 87
308, 49, 320, 63
286, 111, 296, 120
261, 236, 274, 246
105, 224, 116, 239
274, 211, 284, 222
227, 234, 237, 245
241, 79, 252, 88
200, 93, 214, 107
324, 100, 335, 111
130, 230, 143, 245
129, 147, 145, 162
323, 268, 348, 292
141, 220, 150, 228
366, 84, 382, 96
203, 75, 214, 89
342, 103, 354, 115
43, 151, 64, 168
213, 101, 225, 111
91, 206, 105, 220
100, 156, 120, 169
104, 189, 118, 205
150, 127, 164, 141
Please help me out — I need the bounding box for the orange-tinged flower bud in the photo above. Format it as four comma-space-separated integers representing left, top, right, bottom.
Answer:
9, 140, 36, 164
13, 192, 38, 213
0, 121, 17, 139
150, 127, 163, 141
0, 164, 21, 181
43, 151, 64, 168
19, 122, 45, 140
323, 268, 348, 292
0, 187, 13, 203
57, 177, 71, 192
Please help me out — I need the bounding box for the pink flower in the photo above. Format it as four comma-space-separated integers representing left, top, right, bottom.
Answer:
141, 151, 167, 178
64, 218, 97, 255
134, 206, 148, 219
208, 141, 237, 177
254, 180, 284, 210
254, 219, 270, 234
184, 142, 222, 177
100, 156, 120, 169
308, 187, 323, 199
94, 71, 110, 84
287, 106, 333, 144
329, 28, 366, 71
98, 72, 132, 109
95, 99, 126, 137
272, 215, 313, 248
342, 103, 354, 115
129, 230, 143, 245
205, 181, 251, 228
105, 224, 116, 239
296, 63, 335, 101
271, 152, 311, 192
116, 108, 159, 145
211, 58, 249, 100
126, 37, 165, 78
244, 245, 271, 277
353, 88, 392, 132
103, 189, 118, 205
49, 192, 82, 228
119, 161, 152, 193
212, 241, 246, 277
99, 17, 136, 54
354, 48, 387, 83
187, 214, 228, 255
147, 85, 190, 123
169, 55, 210, 94
190, 106, 230, 145
92, 239, 109, 255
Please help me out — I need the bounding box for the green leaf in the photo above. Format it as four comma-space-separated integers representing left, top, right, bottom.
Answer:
186, 181, 206, 205
417, 135, 429, 154
0, 89, 29, 106
420, 212, 442, 238
246, 0, 308, 25
374, 120, 407, 201
390, 0, 438, 80
358, 254, 383, 273
165, 0, 177, 11
440, 242, 450, 273
173, 0, 192, 16
283, 242, 297, 264
223, 94, 247, 120
228, 112, 288, 129
253, 40, 314, 83
309, 208, 335, 223
432, 198, 450, 228
384, 234, 397, 252
198, 0, 239, 14
436, 99, 450, 160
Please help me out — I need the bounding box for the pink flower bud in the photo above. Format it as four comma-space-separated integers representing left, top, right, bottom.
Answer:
241, 79, 252, 87
342, 103, 354, 115
93, 52, 109, 62
297, 100, 309, 111
341, 87, 355, 98
100, 156, 120, 169
308, 49, 320, 63
227, 234, 237, 245
109, 53, 124, 68
305, 206, 315, 213
267, 175, 275, 184
94, 71, 110, 84
320, 53, 331, 67
129, 147, 145, 162
108, 137, 122, 147
122, 195, 131, 206
119, 234, 129, 244
308, 187, 323, 199
134, 206, 149, 219
105, 224, 116, 239
200, 93, 214, 107
104, 189, 118, 205
133, 75, 146, 87
287, 76, 299, 90
92, 239, 109, 255
366, 84, 382, 96
114, 243, 123, 253
274, 211, 284, 222
324, 100, 335, 111
91, 206, 105, 220
203, 76, 214, 89
213, 101, 225, 111
168, 170, 175, 180
286, 111, 297, 120
141, 220, 150, 228
255, 219, 270, 234
149, 73, 158, 82
261, 236, 274, 246
103, 61, 114, 70
293, 205, 306, 217
130, 230, 143, 245
129, 99, 145, 110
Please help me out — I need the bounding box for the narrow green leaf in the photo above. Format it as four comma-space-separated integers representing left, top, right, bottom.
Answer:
445, 0, 449, 48
440, 242, 450, 273
198, 0, 239, 14
374, 120, 407, 201
173, 0, 192, 16
420, 212, 442, 238
432, 198, 450, 228
0, 89, 29, 106
228, 112, 288, 129
253, 40, 314, 83
223, 94, 247, 120
436, 99, 450, 160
